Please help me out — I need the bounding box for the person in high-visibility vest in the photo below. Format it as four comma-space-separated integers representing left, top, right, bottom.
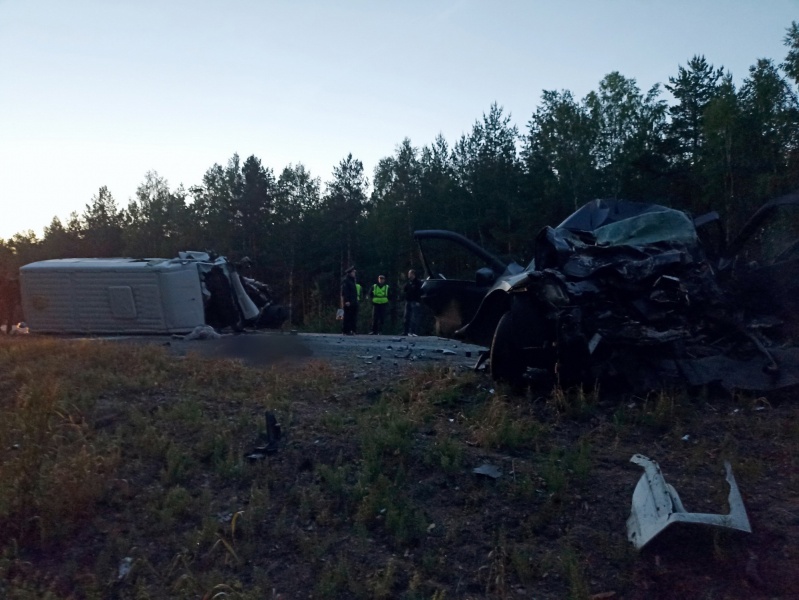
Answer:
369, 274, 390, 334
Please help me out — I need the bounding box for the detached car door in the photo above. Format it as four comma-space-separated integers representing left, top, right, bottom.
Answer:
413, 230, 523, 336
721, 191, 799, 317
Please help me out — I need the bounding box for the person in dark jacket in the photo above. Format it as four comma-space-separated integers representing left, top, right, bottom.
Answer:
0, 273, 20, 334
402, 269, 422, 336
340, 266, 358, 335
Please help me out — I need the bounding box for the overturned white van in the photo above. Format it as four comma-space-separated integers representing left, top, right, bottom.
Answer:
19, 252, 287, 334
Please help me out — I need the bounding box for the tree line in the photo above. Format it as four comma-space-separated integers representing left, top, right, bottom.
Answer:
2, 23, 799, 330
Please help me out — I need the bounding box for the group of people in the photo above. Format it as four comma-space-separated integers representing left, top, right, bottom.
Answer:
340, 267, 422, 336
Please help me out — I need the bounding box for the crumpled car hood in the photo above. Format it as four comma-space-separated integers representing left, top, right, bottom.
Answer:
468, 197, 799, 391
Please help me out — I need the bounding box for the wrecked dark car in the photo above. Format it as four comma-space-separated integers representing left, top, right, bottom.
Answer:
414, 191, 799, 391
20, 251, 288, 335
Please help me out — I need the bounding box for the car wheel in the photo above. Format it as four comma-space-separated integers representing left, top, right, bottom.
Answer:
490, 311, 526, 387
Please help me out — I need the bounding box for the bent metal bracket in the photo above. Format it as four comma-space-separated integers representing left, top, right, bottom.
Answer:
626, 454, 752, 550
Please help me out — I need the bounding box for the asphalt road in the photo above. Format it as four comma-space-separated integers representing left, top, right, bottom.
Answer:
162, 330, 488, 371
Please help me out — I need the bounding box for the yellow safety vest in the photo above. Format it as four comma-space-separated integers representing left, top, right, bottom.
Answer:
371, 284, 389, 304
356, 283, 362, 300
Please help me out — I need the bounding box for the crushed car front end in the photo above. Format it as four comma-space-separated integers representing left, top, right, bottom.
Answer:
420, 195, 799, 392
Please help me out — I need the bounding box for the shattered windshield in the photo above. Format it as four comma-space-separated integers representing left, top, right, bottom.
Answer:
592, 209, 697, 247
557, 200, 698, 247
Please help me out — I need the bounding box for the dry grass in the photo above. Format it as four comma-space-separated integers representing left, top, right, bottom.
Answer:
0, 335, 797, 599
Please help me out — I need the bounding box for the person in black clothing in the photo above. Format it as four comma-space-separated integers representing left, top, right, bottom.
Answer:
0, 273, 20, 334
340, 266, 358, 335
402, 269, 422, 336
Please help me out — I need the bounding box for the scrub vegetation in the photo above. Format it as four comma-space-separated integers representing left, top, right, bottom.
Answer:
1, 335, 797, 599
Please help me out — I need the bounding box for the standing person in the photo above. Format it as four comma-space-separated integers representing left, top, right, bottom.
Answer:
340, 266, 358, 335
402, 269, 422, 336
0, 272, 20, 334
369, 274, 389, 335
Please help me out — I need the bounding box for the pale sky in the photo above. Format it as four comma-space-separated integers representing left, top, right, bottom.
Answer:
1, 0, 797, 241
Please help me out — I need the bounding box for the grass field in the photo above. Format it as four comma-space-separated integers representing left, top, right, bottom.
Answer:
0, 335, 797, 599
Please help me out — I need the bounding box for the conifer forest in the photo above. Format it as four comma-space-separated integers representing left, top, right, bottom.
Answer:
3, 23, 799, 329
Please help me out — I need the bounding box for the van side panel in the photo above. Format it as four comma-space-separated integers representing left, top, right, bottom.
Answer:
20, 271, 77, 331
20, 259, 206, 334
157, 266, 206, 330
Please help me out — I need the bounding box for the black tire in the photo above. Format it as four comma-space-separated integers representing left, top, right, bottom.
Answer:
490, 311, 526, 387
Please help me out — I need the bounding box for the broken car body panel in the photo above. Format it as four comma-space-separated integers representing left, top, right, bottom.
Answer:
626, 454, 751, 550
718, 191, 799, 318
20, 252, 287, 334
415, 193, 799, 391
